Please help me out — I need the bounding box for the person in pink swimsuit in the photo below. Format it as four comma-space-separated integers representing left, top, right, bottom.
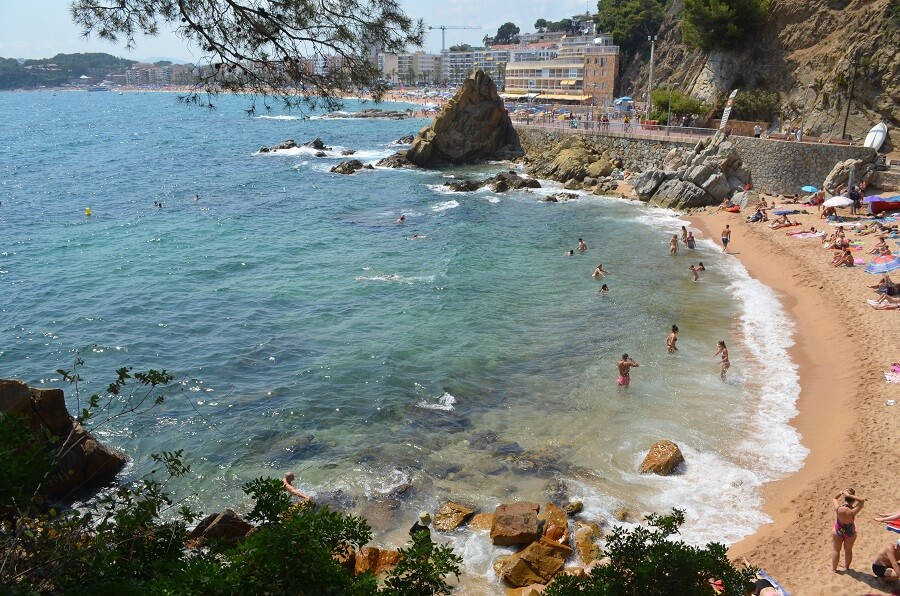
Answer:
617, 354, 639, 386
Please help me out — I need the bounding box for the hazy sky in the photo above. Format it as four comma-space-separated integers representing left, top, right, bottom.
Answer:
1, 1, 594, 61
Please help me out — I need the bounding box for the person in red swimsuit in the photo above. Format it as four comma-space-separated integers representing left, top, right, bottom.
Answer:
832, 488, 866, 572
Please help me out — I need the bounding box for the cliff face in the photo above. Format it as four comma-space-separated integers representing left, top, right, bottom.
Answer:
628, 0, 899, 146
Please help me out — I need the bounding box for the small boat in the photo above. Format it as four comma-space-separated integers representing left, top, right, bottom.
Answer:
863, 122, 887, 151
87, 85, 110, 92
867, 195, 900, 215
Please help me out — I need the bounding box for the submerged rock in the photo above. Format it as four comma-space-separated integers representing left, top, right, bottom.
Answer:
331, 159, 365, 174
434, 501, 476, 532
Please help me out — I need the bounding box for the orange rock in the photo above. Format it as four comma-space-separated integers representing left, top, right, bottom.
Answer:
639, 440, 685, 475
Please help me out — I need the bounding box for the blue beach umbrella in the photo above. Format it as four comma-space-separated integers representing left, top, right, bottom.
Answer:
801, 185, 818, 193
865, 254, 900, 274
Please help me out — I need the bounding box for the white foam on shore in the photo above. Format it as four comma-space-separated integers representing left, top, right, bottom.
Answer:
256, 115, 300, 121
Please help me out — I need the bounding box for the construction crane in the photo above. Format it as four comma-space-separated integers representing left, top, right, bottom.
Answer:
428, 25, 482, 51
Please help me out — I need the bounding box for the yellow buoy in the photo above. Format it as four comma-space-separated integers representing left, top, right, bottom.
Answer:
85, 207, 92, 216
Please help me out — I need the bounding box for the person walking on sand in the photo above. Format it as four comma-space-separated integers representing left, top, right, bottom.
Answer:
713, 340, 730, 380
617, 354, 639, 387
871, 540, 900, 582
578, 238, 587, 252
666, 325, 679, 354
721, 225, 731, 252
669, 234, 679, 255
831, 488, 866, 572
282, 472, 311, 501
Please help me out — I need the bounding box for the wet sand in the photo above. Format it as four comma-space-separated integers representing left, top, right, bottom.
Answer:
689, 206, 899, 595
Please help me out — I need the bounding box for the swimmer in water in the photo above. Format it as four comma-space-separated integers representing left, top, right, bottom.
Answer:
598, 283, 609, 295
689, 264, 699, 282
617, 354, 639, 387
396, 213, 406, 223
578, 238, 587, 252
713, 340, 730, 380
666, 325, 679, 354
592, 263, 607, 278
566, 249, 575, 256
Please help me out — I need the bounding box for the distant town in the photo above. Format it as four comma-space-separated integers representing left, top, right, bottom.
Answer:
0, 12, 622, 109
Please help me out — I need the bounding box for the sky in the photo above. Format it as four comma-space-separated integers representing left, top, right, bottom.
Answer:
0, 1, 594, 62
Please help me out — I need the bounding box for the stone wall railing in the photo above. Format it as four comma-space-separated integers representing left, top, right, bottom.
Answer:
515, 125, 877, 195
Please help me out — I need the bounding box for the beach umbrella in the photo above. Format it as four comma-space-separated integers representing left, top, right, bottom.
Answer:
865, 254, 900, 274
822, 196, 853, 208
863, 195, 882, 203
801, 185, 818, 193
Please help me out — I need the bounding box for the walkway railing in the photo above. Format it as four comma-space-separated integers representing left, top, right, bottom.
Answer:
512, 117, 718, 143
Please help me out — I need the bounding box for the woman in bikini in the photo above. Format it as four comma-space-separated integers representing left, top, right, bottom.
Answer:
669, 234, 678, 255
713, 340, 730, 381
832, 488, 866, 572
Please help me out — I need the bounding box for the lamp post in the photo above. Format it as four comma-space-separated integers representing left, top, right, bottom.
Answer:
666, 85, 675, 136
798, 83, 815, 142
647, 35, 657, 121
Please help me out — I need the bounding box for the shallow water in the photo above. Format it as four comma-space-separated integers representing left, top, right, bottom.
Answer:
0, 91, 806, 587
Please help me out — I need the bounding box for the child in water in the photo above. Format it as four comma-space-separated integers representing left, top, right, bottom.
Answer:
598, 284, 609, 295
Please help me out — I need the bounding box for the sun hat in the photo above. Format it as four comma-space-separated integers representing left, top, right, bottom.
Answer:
419, 511, 431, 526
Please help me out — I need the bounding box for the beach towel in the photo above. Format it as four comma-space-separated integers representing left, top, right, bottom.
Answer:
773, 209, 801, 215
888, 520, 900, 533
870, 300, 900, 310
788, 232, 824, 238
758, 570, 790, 596
854, 258, 866, 265
884, 371, 900, 383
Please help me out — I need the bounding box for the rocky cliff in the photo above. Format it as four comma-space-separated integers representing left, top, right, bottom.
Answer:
629, 0, 899, 147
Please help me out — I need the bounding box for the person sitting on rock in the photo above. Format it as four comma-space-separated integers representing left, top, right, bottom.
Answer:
409, 511, 432, 541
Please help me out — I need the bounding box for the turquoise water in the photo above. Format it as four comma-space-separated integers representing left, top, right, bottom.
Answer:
0, 91, 805, 583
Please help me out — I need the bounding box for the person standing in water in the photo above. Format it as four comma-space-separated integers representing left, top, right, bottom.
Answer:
669, 234, 679, 255
680, 226, 688, 245
666, 325, 679, 354
713, 340, 730, 380
721, 225, 731, 252
578, 238, 587, 252
617, 354, 639, 387
689, 264, 700, 282
598, 284, 609, 295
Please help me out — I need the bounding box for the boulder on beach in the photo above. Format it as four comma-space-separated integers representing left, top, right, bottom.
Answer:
639, 440, 685, 475
187, 509, 253, 547
405, 69, 523, 167
497, 537, 573, 587
434, 501, 476, 532
491, 501, 541, 546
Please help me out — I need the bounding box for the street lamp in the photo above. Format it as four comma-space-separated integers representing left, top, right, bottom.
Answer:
798, 83, 815, 142
647, 35, 657, 121
667, 85, 675, 136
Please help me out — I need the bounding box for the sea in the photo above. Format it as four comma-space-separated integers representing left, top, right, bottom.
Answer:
0, 91, 807, 588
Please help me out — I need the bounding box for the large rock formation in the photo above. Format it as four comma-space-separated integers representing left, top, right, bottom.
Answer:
525, 136, 616, 184
187, 509, 254, 546
443, 171, 541, 193
0, 379, 127, 499
322, 108, 409, 120
497, 537, 573, 587
405, 69, 523, 167
632, 133, 752, 209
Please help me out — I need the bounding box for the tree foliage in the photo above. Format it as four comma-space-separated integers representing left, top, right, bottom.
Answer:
596, 0, 666, 57
534, 18, 549, 32
728, 87, 779, 121
544, 510, 757, 596
494, 22, 521, 45
650, 87, 710, 123
0, 52, 137, 90
383, 532, 463, 596
69, 0, 425, 112
681, 0, 770, 52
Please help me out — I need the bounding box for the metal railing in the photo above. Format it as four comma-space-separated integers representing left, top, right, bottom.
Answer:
511, 116, 718, 142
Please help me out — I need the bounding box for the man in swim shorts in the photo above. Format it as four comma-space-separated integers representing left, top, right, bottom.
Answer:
721, 225, 731, 252
617, 354, 638, 386
872, 540, 900, 582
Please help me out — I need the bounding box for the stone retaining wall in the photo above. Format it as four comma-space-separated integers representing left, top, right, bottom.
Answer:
515, 126, 877, 195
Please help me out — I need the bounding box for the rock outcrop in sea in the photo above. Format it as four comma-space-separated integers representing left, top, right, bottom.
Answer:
639, 440, 685, 476
322, 108, 409, 120
377, 69, 523, 169
443, 171, 541, 193
631, 132, 752, 209
0, 379, 127, 499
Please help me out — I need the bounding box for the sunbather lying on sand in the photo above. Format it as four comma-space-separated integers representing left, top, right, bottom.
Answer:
768, 214, 797, 229
875, 511, 900, 523
867, 295, 900, 309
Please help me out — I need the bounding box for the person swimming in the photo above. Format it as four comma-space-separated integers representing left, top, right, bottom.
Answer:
592, 263, 607, 278
578, 238, 587, 252
598, 283, 609, 295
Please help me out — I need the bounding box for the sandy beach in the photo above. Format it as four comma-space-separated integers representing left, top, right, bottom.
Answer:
689, 204, 899, 595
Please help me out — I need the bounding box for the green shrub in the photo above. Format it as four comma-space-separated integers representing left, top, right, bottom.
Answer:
682, 0, 770, 52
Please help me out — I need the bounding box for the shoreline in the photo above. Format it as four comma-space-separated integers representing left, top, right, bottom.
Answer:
689, 207, 898, 595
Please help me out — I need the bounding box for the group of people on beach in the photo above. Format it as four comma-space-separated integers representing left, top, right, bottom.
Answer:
829, 488, 900, 583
